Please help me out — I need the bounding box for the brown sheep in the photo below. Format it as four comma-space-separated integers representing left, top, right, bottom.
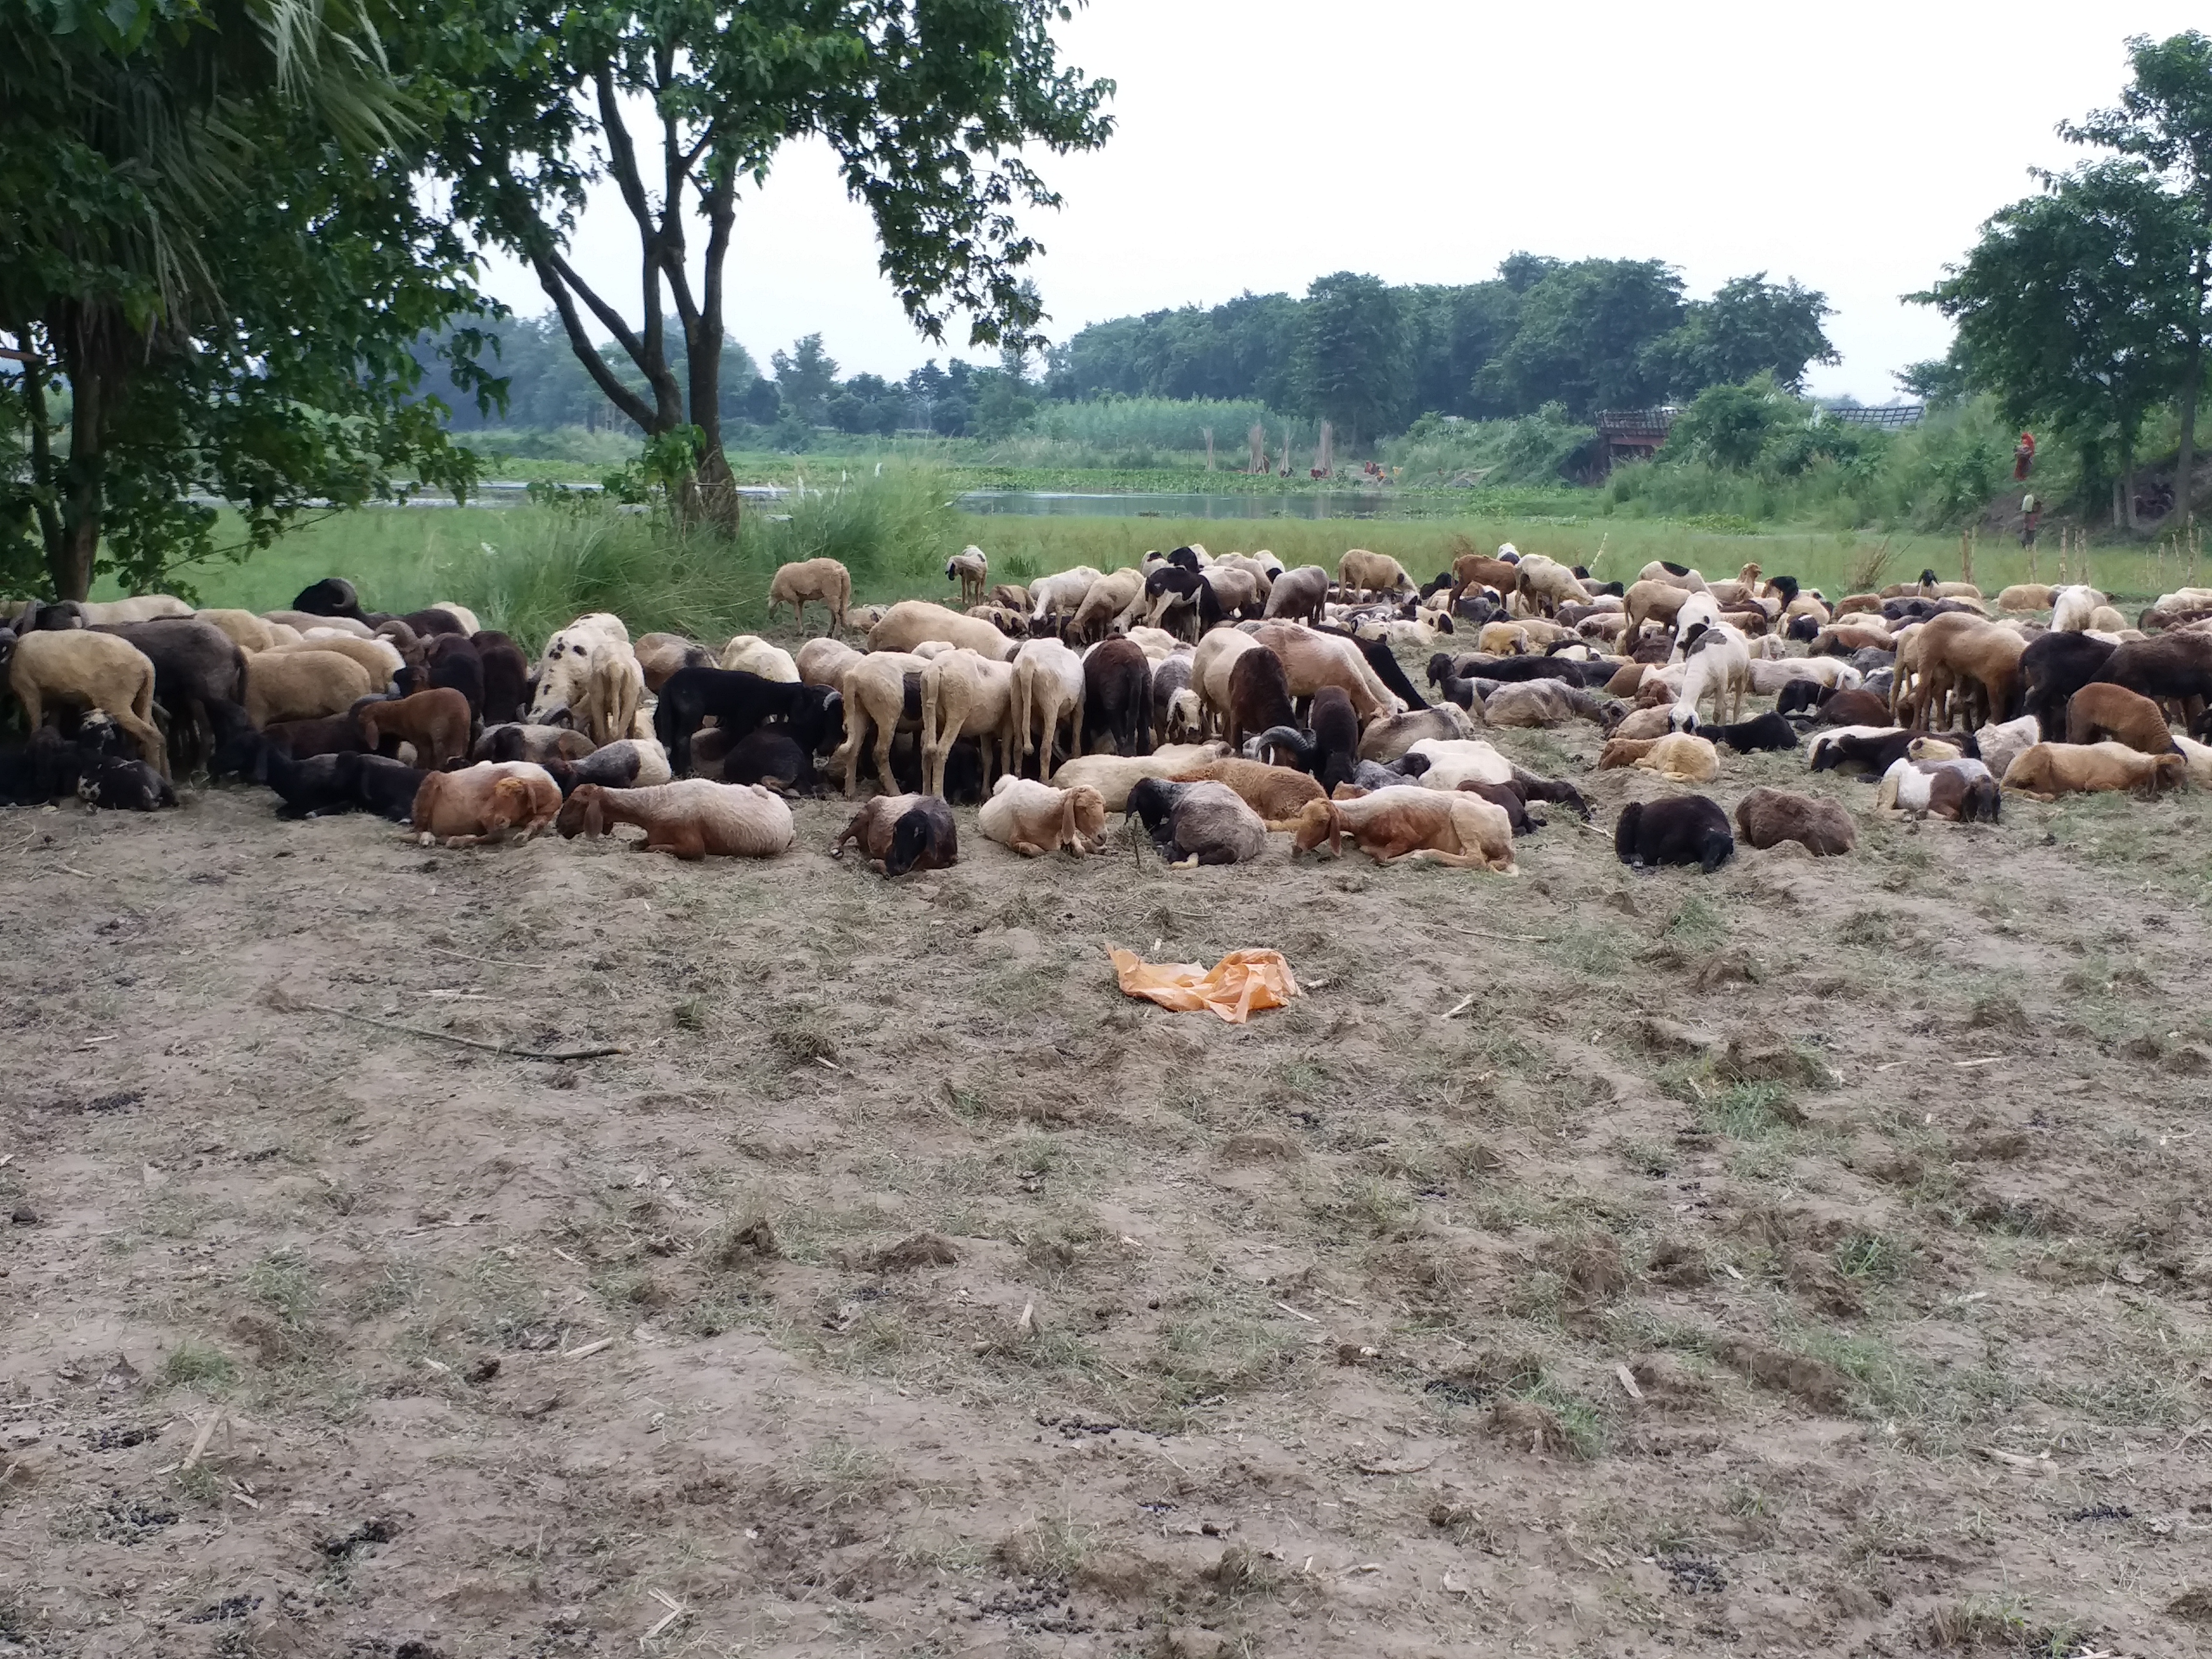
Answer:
2001, 742, 2188, 800
2064, 682, 2176, 754
411, 761, 563, 847
636, 632, 716, 692
1622, 579, 1695, 637
1733, 787, 1856, 855
1447, 552, 1520, 608
1337, 548, 1414, 602
1168, 757, 1326, 827
358, 688, 473, 770
1597, 732, 1719, 782
1289, 785, 1515, 871
767, 557, 852, 636
242, 650, 375, 729
1905, 615, 2025, 730
555, 780, 794, 858
5, 630, 168, 775
269, 633, 401, 689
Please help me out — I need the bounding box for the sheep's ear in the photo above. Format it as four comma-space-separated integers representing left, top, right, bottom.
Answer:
1326, 804, 1345, 855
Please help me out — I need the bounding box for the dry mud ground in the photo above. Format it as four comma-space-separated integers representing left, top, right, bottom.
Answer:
3, 712, 2212, 1659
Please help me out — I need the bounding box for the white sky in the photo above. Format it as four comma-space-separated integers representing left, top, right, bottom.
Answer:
474, 0, 2210, 405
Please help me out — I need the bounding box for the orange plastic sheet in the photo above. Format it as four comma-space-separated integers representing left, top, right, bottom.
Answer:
1106, 946, 1300, 1025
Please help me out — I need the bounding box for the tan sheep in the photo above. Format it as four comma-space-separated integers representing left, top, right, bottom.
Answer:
241, 650, 374, 729
6, 630, 167, 775
833, 650, 930, 797
1047, 743, 1229, 811
1598, 732, 1719, 782
1336, 549, 1414, 602
719, 635, 800, 683
636, 632, 715, 692
919, 648, 1018, 796
796, 637, 864, 690
263, 609, 373, 638
1167, 757, 1326, 827
411, 761, 563, 847
1066, 566, 1148, 644
768, 557, 852, 635
1250, 621, 1398, 720
2001, 741, 2188, 800
866, 600, 1020, 659
1290, 785, 1515, 871
79, 595, 192, 625
978, 776, 1107, 856
1011, 637, 1087, 777
195, 609, 283, 653
946, 545, 989, 605
269, 634, 402, 689
556, 780, 794, 858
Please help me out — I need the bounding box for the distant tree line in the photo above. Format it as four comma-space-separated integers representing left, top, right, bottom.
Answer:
1042, 258, 1840, 443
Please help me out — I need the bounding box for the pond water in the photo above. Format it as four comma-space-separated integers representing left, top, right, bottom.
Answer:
955, 489, 1429, 520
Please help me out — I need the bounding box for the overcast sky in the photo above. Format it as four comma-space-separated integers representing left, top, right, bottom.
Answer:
474, 1, 2209, 405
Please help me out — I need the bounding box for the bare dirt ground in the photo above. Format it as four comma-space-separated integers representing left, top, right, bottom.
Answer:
4, 701, 2212, 1659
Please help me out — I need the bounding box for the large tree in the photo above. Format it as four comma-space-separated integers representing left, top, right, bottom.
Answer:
1296, 272, 1407, 447
426, 0, 1111, 525
1653, 274, 1837, 396
1919, 160, 2194, 528
1477, 259, 1685, 420
2063, 30, 2212, 523
0, 0, 492, 600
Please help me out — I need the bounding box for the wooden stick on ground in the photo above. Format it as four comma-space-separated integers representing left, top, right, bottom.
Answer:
279, 994, 623, 1062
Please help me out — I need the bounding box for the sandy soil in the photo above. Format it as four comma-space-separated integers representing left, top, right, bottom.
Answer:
3, 701, 2211, 1659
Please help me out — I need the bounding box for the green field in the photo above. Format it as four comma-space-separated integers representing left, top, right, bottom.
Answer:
164, 499, 2187, 652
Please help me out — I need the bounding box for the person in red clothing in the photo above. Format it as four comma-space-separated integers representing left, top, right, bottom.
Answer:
2014, 432, 2036, 481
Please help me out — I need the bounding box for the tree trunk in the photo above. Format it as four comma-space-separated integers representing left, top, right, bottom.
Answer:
2180, 329, 2202, 529
19, 344, 63, 563
2114, 474, 2127, 531
679, 173, 740, 534
53, 334, 104, 601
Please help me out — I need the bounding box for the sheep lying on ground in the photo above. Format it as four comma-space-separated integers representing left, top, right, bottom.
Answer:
1126, 778, 1269, 867
1597, 732, 1719, 782
834, 793, 959, 876
1973, 715, 2042, 784
1289, 785, 1515, 871
411, 761, 563, 848
1616, 796, 1733, 872
546, 737, 677, 795
555, 779, 794, 858
1878, 757, 2000, 822
1048, 743, 1228, 812
1167, 757, 1325, 827
2001, 742, 2188, 800
473, 723, 597, 765
1733, 787, 1855, 854
978, 776, 1108, 857
1403, 737, 1513, 789
1698, 710, 1798, 752
768, 557, 852, 635
1483, 679, 1605, 728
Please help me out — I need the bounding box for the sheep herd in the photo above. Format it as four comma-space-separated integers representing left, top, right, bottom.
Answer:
4, 542, 2210, 887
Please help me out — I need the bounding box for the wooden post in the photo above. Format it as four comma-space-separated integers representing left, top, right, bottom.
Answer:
1248, 423, 1265, 475
1203, 426, 1214, 472
1960, 526, 1975, 589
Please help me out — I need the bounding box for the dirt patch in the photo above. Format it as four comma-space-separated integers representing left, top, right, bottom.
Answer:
3, 695, 2211, 1655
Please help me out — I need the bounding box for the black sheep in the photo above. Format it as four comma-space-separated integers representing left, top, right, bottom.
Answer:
471, 631, 531, 725
257, 744, 364, 817
1457, 780, 1537, 835
1704, 710, 1799, 752
1786, 614, 1822, 643
424, 634, 485, 720
1513, 770, 1592, 820
1615, 796, 1734, 873
92, 618, 245, 771
0, 726, 84, 804
354, 756, 426, 820
1143, 565, 1222, 641
264, 712, 369, 759
1354, 633, 1427, 709
1166, 545, 1203, 573
879, 797, 957, 876
1082, 637, 1153, 754
1243, 685, 1359, 787
1225, 646, 1295, 749
654, 666, 842, 776
717, 729, 823, 796
291, 578, 366, 620
1775, 678, 1824, 717
2086, 634, 2212, 729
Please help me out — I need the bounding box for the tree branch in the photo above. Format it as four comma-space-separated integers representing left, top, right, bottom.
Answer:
530, 253, 657, 431
544, 249, 649, 366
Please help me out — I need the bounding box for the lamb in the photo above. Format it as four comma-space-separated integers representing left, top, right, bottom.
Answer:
719, 635, 801, 683
946, 546, 989, 605
1010, 637, 1087, 778
1262, 565, 1331, 625
768, 557, 852, 635
1082, 637, 1153, 754
2065, 682, 2177, 755
1424, 655, 1487, 714
988, 583, 1032, 614
1733, 787, 1855, 854
1615, 796, 1734, 872
358, 688, 472, 769
1126, 777, 1270, 867
655, 667, 842, 778
1454, 780, 1538, 836
75, 736, 177, 811
1605, 703, 1676, 741
1484, 679, 1606, 728
1597, 732, 1720, 782
471, 632, 530, 724
1151, 649, 1196, 744
1167, 757, 1326, 826
1357, 704, 1480, 763
834, 792, 959, 876
1807, 725, 1923, 776
978, 776, 1108, 857
637, 632, 717, 691
1289, 785, 1515, 871
555, 779, 794, 858
1337, 549, 1414, 602
4, 629, 168, 774
411, 761, 563, 847
1878, 756, 2000, 822
920, 648, 1018, 796
1048, 743, 1229, 812
867, 600, 1020, 660
472, 723, 597, 765
2001, 741, 2188, 800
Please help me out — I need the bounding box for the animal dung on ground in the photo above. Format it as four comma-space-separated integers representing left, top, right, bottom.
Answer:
1106, 946, 1300, 1024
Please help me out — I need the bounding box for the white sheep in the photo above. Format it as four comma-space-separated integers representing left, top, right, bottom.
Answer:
719, 635, 800, 683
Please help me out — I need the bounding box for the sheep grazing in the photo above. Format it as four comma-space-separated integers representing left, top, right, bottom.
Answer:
946, 545, 989, 606
2089, 634, 2212, 729
1244, 684, 1359, 786
1289, 785, 1515, 871
529, 613, 644, 745
240, 650, 375, 731
411, 761, 563, 848
1878, 757, 2000, 822
1262, 565, 1331, 626
978, 776, 1108, 857
1733, 787, 1855, 855
1027, 566, 1103, 633
719, 635, 801, 683
5, 628, 168, 775
1083, 637, 1153, 754
1167, 757, 1326, 827
1996, 583, 2058, 613
1337, 548, 1414, 602
2001, 742, 2188, 801
92, 617, 243, 771
768, 557, 852, 635
1126, 778, 1269, 867
555, 779, 794, 859
1597, 733, 1719, 783
2065, 682, 2177, 755
834, 793, 959, 876
1512, 553, 1589, 617
357, 688, 472, 770
2050, 584, 2099, 633
1616, 796, 1734, 872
